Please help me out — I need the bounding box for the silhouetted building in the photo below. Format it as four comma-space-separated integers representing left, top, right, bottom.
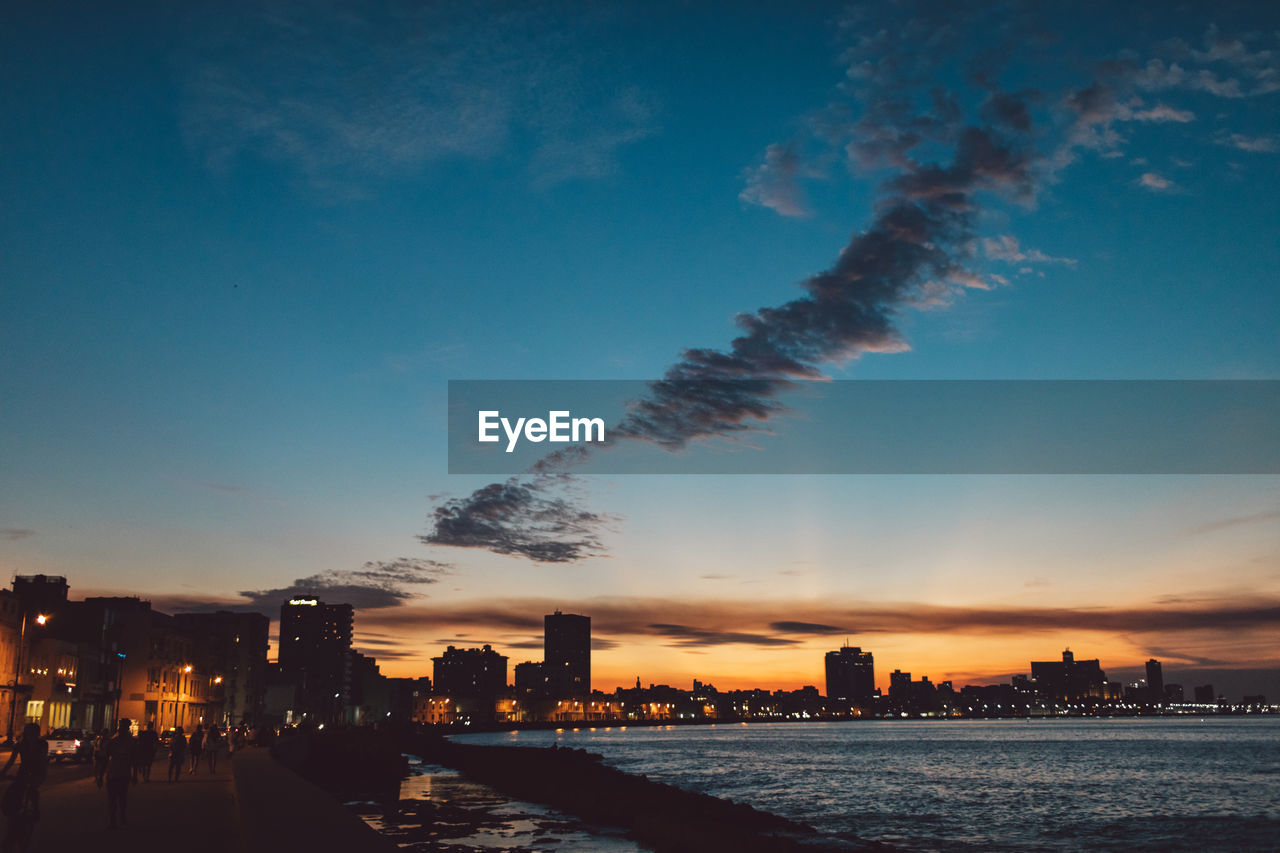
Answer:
12, 575, 69, 618
888, 669, 912, 701
1193, 684, 1215, 703
545, 611, 590, 698
277, 598, 353, 723
825, 645, 875, 706
432, 645, 507, 700
173, 611, 269, 726
1030, 649, 1107, 703
1145, 659, 1164, 697
514, 661, 547, 698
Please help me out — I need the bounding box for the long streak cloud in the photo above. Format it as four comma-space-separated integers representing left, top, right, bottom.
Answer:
425, 3, 1278, 562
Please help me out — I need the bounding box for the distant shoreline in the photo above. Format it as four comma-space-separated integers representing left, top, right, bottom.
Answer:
438, 708, 1279, 738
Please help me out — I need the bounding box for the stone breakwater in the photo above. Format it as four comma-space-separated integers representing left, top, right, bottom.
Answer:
411, 732, 891, 852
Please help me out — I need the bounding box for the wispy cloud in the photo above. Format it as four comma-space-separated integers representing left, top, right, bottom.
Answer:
982, 235, 1077, 267
1190, 509, 1280, 536
1218, 133, 1279, 153
181, 1, 658, 194
238, 557, 452, 609
0, 528, 34, 542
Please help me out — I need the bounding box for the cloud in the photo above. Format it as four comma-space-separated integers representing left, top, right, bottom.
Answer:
740, 142, 816, 217
1219, 133, 1279, 153
421, 6, 1269, 563
1129, 104, 1194, 123
422, 475, 610, 563
648, 624, 801, 648
363, 594, 1280, 648
238, 557, 451, 610
770, 621, 849, 635
0, 528, 34, 541
1190, 509, 1280, 536
181, 1, 658, 193
1133, 60, 1244, 98
982, 235, 1077, 267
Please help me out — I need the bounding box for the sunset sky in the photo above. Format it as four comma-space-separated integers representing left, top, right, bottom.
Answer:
2, 2, 1277, 698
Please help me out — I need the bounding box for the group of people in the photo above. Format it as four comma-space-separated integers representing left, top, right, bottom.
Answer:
160, 722, 229, 782
0, 717, 244, 845
91, 720, 231, 829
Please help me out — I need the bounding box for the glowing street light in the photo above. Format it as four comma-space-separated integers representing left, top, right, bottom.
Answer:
7, 612, 51, 743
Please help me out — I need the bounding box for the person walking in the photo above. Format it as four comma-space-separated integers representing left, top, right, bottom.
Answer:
135, 722, 159, 782
167, 726, 186, 783
204, 725, 222, 774
95, 718, 137, 830
186, 724, 204, 774
0, 724, 48, 852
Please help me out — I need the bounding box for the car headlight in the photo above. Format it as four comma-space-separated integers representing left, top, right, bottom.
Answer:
73, 739, 81, 748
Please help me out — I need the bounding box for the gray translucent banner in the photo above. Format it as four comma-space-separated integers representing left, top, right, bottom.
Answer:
448, 380, 1280, 475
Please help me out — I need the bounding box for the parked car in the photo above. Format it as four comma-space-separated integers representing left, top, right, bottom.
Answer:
47, 729, 94, 763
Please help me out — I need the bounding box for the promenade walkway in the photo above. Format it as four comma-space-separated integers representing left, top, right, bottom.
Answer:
3, 747, 394, 853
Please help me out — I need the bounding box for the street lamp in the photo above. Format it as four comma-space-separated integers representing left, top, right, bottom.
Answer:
7, 612, 51, 742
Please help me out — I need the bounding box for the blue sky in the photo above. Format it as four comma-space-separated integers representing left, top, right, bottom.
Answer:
1, 1, 1277, 692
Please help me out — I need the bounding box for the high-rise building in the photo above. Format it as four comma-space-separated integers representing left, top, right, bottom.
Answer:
277, 598, 353, 722
1145, 659, 1164, 696
825, 646, 875, 705
544, 611, 590, 699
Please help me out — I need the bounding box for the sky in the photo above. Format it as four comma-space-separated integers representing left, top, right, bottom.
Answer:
1, 1, 1278, 698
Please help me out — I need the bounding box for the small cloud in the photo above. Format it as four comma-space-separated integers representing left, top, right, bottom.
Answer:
1138, 172, 1176, 192
699, 573, 735, 581
982, 235, 1077, 267
1130, 104, 1194, 123
1, 528, 35, 542
740, 142, 816, 217
770, 621, 848, 635
1219, 133, 1278, 153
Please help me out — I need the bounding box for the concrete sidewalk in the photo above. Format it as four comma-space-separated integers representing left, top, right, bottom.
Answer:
32, 753, 239, 852
18, 747, 396, 853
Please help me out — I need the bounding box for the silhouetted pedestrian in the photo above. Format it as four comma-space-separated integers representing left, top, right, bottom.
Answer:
187, 724, 204, 774
0, 724, 47, 852
135, 722, 159, 782
167, 727, 186, 783
205, 726, 222, 773
95, 719, 136, 830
